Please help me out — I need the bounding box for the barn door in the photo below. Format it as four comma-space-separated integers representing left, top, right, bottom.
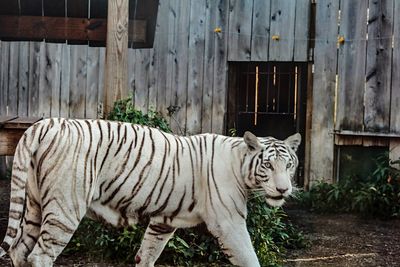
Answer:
227, 62, 308, 185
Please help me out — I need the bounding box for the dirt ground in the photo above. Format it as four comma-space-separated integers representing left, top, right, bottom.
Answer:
0, 179, 399, 267
284, 207, 400, 267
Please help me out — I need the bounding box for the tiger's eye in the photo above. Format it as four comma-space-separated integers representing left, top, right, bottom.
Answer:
266, 162, 272, 169
286, 163, 292, 169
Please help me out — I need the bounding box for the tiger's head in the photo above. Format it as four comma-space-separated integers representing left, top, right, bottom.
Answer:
242, 131, 301, 207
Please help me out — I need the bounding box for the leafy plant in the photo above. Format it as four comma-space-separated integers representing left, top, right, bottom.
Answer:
107, 97, 171, 133
66, 201, 306, 266
298, 153, 400, 219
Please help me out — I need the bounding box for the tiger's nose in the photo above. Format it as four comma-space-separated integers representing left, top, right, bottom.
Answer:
276, 187, 288, 194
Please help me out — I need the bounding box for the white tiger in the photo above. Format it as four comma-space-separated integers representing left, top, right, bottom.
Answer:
0, 118, 301, 267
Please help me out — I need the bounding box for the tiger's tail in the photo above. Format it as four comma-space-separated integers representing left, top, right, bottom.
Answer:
0, 125, 40, 257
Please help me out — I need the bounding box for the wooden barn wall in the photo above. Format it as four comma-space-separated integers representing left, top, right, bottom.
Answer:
0, 0, 310, 136
309, 0, 400, 185
130, 0, 309, 134
0, 41, 106, 119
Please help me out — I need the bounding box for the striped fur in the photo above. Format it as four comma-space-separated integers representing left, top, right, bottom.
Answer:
0, 118, 300, 267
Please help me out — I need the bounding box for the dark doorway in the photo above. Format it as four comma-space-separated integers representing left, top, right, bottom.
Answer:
227, 62, 308, 185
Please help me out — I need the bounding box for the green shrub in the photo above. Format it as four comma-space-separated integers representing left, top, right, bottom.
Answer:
66, 199, 306, 266
65, 98, 306, 266
299, 153, 400, 219
107, 97, 171, 133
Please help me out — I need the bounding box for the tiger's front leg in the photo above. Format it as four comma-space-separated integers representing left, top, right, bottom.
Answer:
206, 219, 260, 267
135, 221, 176, 267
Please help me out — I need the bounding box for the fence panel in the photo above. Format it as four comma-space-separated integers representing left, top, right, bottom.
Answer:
186, 0, 206, 134
391, 1, 400, 133
336, 0, 368, 131
309, 0, 339, 184
228, 0, 253, 61
364, 0, 394, 132
251, 0, 271, 61
268, 0, 296, 61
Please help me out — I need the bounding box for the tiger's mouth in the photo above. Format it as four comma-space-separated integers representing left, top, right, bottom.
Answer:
266, 195, 284, 201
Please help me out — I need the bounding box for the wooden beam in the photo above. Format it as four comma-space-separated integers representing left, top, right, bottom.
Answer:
103, 0, 129, 115
0, 15, 146, 43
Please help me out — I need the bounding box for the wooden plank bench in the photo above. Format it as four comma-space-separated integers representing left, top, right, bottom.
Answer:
0, 116, 42, 156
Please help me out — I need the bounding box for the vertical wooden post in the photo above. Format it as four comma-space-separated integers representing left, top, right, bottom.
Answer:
308, 0, 339, 185
103, 0, 129, 115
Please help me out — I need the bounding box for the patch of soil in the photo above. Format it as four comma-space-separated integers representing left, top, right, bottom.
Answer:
0, 179, 399, 267
284, 206, 400, 267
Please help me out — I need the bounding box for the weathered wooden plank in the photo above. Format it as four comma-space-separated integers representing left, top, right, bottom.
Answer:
147, 48, 158, 111
133, 49, 150, 113
86, 47, 100, 118
97, 47, 106, 118
309, 0, 339, 185
144, 2, 163, 116
186, 0, 206, 134
0, 116, 18, 125
8, 42, 19, 116
336, 0, 368, 131
42, 43, 62, 117
201, 0, 216, 133
334, 135, 363, 146
0, 41, 9, 115
17, 42, 29, 116
268, 0, 296, 61
127, 48, 136, 107
60, 44, 71, 118
212, 0, 229, 134
2, 116, 42, 128
391, 1, 400, 133
103, 0, 129, 114
38, 43, 51, 117
362, 137, 389, 147
50, 44, 63, 117
364, 0, 394, 132
69, 45, 88, 118
28, 42, 42, 117
228, 0, 253, 61
0, 16, 146, 44
168, 0, 190, 134
251, 0, 271, 61
164, 0, 178, 125
154, 0, 169, 118
303, 63, 313, 189
294, 0, 311, 61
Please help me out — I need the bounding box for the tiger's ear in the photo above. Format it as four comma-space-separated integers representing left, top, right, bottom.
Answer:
285, 133, 301, 152
244, 131, 261, 151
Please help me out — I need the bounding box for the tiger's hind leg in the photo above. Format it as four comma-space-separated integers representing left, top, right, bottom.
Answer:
9, 188, 42, 267
135, 221, 176, 267
26, 203, 85, 267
